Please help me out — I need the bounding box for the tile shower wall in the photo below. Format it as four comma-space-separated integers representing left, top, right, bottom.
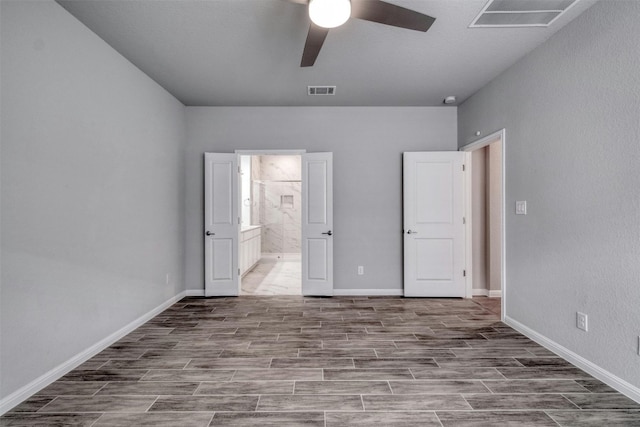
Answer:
251, 155, 301, 254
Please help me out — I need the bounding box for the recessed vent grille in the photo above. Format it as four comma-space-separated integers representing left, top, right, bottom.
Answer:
470, 0, 579, 28
308, 86, 336, 96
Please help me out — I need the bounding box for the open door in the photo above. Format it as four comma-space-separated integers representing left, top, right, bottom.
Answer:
204, 153, 239, 296
403, 152, 465, 297
301, 152, 333, 296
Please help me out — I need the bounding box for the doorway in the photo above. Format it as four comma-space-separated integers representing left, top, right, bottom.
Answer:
461, 129, 506, 319
239, 154, 302, 295
204, 151, 333, 297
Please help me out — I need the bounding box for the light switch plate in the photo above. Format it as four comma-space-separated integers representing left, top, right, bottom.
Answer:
515, 200, 527, 215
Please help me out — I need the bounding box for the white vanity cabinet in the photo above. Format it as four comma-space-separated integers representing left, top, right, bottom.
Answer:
240, 225, 261, 276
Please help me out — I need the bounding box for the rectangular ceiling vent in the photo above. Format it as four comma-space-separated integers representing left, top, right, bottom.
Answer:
308, 86, 336, 96
470, 0, 579, 28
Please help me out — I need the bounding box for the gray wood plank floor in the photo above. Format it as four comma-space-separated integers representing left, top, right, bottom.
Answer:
2, 296, 639, 426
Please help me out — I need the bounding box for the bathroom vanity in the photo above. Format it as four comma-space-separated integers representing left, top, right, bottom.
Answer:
240, 225, 261, 276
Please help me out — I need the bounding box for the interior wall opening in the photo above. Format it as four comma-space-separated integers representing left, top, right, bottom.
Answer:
239, 154, 302, 295
462, 129, 505, 319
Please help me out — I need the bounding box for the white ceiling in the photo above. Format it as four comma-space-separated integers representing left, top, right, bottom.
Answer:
57, 0, 597, 106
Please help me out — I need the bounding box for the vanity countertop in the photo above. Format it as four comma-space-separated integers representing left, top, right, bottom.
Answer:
241, 225, 262, 232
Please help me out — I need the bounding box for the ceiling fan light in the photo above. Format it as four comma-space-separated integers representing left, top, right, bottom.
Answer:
309, 0, 351, 29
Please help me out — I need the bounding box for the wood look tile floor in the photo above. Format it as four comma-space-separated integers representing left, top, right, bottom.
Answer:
3, 297, 640, 426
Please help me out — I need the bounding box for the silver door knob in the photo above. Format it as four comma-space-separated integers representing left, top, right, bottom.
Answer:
206, 231, 215, 236
321, 230, 333, 236
407, 230, 418, 234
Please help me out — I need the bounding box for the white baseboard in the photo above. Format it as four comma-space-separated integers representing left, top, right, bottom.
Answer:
188, 289, 403, 297
505, 316, 640, 404
472, 289, 502, 298
0, 291, 187, 415
333, 288, 403, 296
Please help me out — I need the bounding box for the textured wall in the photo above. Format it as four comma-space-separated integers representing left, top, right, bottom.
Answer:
0, 1, 186, 399
459, 0, 640, 388
185, 107, 457, 291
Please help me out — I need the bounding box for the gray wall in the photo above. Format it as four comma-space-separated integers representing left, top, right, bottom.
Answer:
0, 0, 186, 399
186, 107, 457, 291
458, 0, 640, 388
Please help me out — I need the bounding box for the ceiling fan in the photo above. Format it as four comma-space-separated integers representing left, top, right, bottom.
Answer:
287, 0, 436, 67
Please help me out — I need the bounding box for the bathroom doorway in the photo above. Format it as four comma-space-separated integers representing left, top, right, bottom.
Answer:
239, 154, 302, 295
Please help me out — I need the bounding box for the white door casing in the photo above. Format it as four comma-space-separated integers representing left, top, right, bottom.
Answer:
204, 153, 239, 296
301, 152, 333, 296
403, 152, 466, 297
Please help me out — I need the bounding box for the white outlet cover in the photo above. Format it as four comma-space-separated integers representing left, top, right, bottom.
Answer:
515, 200, 527, 215
576, 312, 588, 332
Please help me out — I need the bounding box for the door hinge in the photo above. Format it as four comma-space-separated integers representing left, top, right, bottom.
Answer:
463, 270, 467, 277
238, 217, 241, 224
463, 217, 466, 225
462, 164, 466, 171
238, 166, 241, 173
238, 268, 240, 275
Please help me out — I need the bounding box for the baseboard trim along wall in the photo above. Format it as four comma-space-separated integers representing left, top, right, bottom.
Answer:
472, 289, 502, 298
505, 316, 640, 404
0, 291, 188, 415
186, 289, 405, 297
333, 289, 404, 296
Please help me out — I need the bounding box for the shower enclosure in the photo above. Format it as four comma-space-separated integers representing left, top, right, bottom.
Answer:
253, 179, 301, 258
250, 155, 302, 259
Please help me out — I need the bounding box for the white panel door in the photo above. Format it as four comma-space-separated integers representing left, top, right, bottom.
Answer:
403, 152, 465, 297
301, 153, 333, 296
204, 153, 239, 296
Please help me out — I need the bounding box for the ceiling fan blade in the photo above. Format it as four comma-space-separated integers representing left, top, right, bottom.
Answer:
301, 23, 330, 67
350, 0, 435, 32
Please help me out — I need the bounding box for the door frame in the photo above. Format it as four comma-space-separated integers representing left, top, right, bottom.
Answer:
459, 129, 506, 321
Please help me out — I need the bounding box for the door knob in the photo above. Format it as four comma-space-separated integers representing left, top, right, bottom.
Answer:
322, 230, 333, 236
206, 231, 215, 236
407, 230, 418, 234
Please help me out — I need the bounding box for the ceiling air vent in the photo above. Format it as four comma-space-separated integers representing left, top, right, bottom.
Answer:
470, 0, 579, 28
308, 86, 336, 96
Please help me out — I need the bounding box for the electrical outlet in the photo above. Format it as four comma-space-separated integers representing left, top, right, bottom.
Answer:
357, 266, 364, 275
515, 200, 527, 215
576, 312, 588, 332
